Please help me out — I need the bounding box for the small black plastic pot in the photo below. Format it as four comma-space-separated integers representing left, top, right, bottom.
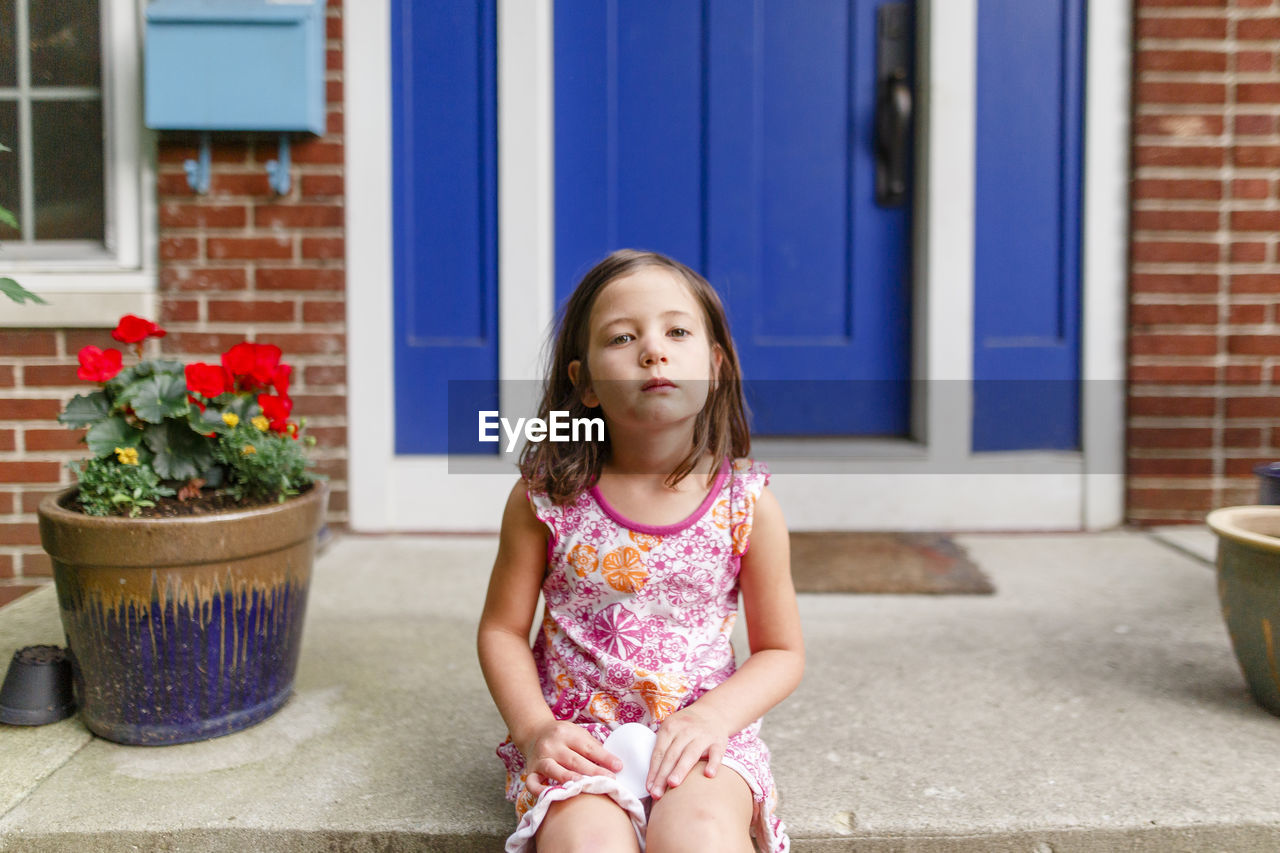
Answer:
0, 645, 76, 726
1257, 463, 1280, 506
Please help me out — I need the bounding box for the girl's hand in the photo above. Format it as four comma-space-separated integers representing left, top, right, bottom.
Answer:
519, 720, 622, 792
646, 704, 731, 799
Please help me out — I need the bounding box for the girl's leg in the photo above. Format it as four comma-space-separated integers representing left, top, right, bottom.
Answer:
534, 793, 642, 853
645, 761, 756, 853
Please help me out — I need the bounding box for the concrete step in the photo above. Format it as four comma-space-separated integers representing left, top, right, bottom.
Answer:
2, 531, 1280, 852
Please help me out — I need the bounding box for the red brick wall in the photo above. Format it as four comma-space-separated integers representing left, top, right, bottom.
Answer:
0, 1, 346, 583
1129, 0, 1280, 523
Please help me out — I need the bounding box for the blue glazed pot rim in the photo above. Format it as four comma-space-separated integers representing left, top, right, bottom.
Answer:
1254, 462, 1280, 479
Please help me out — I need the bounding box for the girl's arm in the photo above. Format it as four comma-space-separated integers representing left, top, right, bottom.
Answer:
477, 480, 622, 790
646, 485, 805, 798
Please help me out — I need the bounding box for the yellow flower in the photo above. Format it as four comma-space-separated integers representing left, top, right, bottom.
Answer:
222, 412, 240, 428
114, 446, 139, 466
251, 415, 270, 432
242, 445, 257, 455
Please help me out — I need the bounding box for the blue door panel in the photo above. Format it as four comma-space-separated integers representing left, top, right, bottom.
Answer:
391, 0, 499, 454
555, 1, 704, 285
973, 0, 1083, 451
556, 0, 913, 437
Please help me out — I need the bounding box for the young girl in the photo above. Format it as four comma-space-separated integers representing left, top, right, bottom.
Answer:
477, 249, 804, 852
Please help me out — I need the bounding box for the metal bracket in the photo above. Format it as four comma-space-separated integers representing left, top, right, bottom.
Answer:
266, 134, 292, 196
183, 132, 291, 196
182, 132, 212, 194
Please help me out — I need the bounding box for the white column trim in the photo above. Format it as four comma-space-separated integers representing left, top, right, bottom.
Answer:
1080, 0, 1131, 530
918, 0, 976, 461
344, 0, 395, 530
498, 0, 557, 425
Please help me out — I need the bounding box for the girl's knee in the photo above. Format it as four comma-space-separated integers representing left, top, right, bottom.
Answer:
646, 765, 755, 853
646, 814, 753, 853
535, 794, 640, 853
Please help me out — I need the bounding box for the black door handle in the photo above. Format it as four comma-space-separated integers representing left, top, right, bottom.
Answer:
874, 3, 912, 207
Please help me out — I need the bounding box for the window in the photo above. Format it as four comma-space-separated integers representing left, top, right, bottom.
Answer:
0, 0, 155, 325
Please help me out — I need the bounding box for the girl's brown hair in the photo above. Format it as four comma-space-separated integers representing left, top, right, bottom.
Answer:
520, 249, 750, 503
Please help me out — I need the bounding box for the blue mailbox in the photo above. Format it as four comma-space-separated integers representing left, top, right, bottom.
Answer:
144, 0, 326, 194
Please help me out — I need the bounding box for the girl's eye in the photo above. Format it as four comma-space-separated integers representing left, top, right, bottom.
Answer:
669, 328, 690, 338
609, 333, 634, 345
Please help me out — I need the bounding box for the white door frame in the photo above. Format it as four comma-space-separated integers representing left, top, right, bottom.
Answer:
344, 0, 1130, 532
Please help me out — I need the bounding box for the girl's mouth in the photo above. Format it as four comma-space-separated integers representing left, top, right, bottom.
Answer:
641, 378, 677, 391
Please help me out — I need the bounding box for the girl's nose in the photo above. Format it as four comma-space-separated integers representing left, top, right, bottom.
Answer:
640, 345, 668, 367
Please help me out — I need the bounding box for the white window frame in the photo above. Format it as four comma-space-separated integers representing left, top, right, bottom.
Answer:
0, 0, 157, 327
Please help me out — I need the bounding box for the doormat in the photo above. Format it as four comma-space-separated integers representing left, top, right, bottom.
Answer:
789, 533, 995, 595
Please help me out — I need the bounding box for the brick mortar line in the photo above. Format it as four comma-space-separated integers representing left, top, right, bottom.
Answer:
1134, 203, 1280, 211
1134, 141, 1279, 149
1131, 292, 1275, 300
1213, 7, 1239, 507
1135, 168, 1267, 178
1138, 73, 1276, 82
1133, 230, 1271, 239
1132, 264, 1279, 273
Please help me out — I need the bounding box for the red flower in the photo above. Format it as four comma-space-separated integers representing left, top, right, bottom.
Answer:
271, 364, 291, 397
77, 346, 123, 382
185, 362, 229, 399
257, 393, 293, 432
249, 344, 282, 385
221, 342, 257, 383
222, 342, 283, 390
111, 315, 166, 344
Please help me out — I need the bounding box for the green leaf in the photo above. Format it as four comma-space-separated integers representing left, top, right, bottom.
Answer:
85, 417, 142, 458
108, 360, 185, 393
192, 405, 232, 435
0, 206, 18, 230
59, 391, 111, 428
224, 394, 256, 420
200, 464, 226, 489
144, 420, 213, 480
0, 277, 46, 304
123, 374, 189, 424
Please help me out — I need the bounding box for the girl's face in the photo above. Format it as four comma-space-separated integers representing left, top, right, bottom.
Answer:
569, 267, 723, 430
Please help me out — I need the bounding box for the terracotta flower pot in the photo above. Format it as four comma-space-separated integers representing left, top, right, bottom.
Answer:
37, 482, 328, 745
1206, 505, 1280, 718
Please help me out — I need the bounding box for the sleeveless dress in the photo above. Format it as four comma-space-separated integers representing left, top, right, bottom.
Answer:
497, 457, 790, 852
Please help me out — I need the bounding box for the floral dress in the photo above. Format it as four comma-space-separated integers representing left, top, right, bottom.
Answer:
497, 457, 790, 852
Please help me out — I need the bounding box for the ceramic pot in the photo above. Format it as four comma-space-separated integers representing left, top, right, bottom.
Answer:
1206, 505, 1280, 718
1255, 462, 1280, 506
37, 482, 327, 745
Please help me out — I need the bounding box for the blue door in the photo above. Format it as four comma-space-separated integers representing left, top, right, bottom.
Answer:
554, 1, 914, 437
387, 1, 1084, 454
390, 0, 499, 454
972, 0, 1084, 451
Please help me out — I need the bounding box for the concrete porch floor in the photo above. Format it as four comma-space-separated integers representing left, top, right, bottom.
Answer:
2, 527, 1280, 852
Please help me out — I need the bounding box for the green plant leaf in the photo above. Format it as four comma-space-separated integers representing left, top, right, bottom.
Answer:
222, 394, 256, 420
144, 420, 213, 480
108, 360, 185, 394
192, 405, 232, 435
85, 416, 142, 458
0, 277, 47, 304
59, 391, 111, 427
0, 206, 18, 230
124, 374, 189, 424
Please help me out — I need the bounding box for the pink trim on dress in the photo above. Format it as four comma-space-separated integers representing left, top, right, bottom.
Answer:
589, 458, 730, 535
